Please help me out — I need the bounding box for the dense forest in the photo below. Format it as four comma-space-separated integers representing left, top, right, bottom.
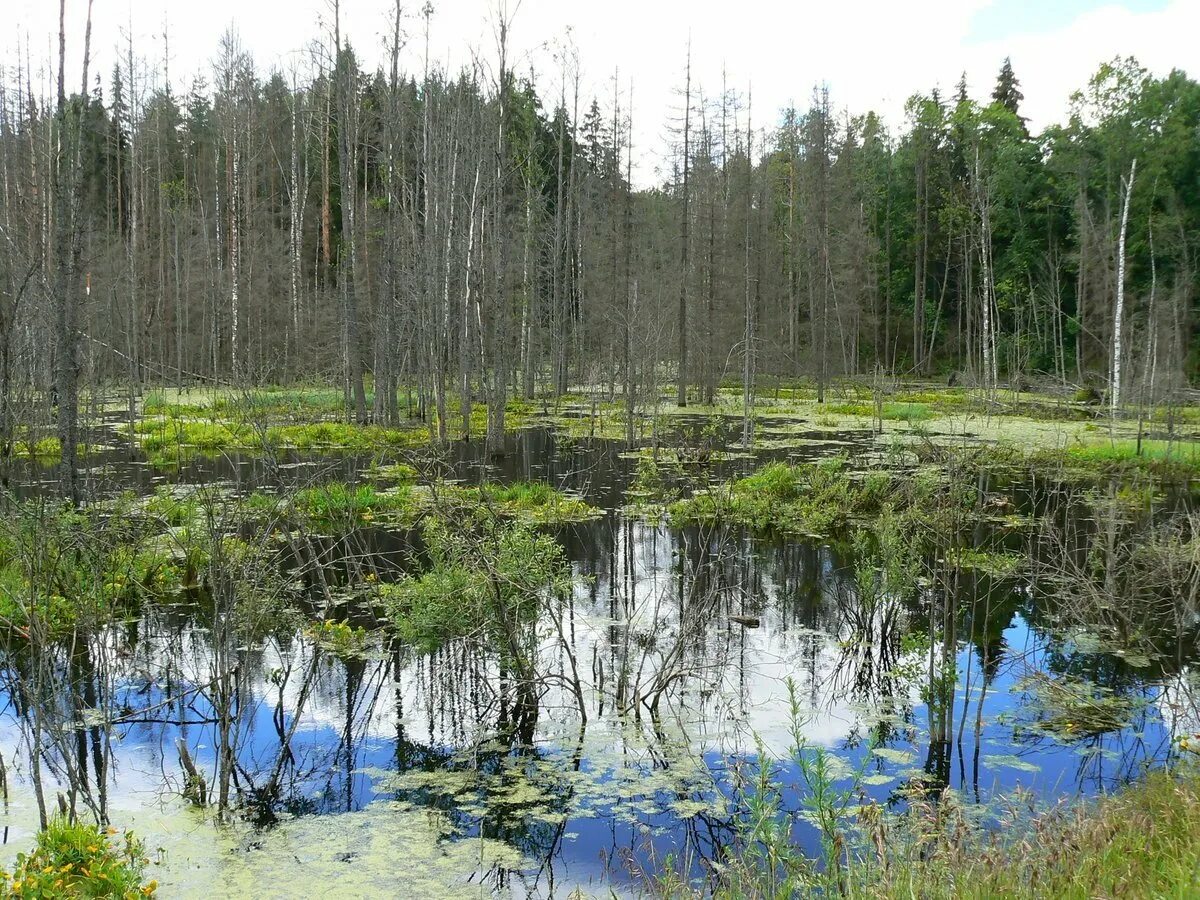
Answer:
2, 3, 1198, 449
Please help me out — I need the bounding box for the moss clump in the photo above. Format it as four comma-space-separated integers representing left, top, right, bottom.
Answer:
133, 418, 251, 462
263, 422, 428, 453
1, 817, 155, 898
131, 394, 535, 464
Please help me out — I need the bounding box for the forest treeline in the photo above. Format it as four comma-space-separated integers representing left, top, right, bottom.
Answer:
2, 4, 1198, 446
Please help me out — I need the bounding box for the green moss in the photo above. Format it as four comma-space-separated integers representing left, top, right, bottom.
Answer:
131, 416, 432, 464
10, 435, 100, 465
131, 393, 536, 464
825, 401, 934, 422
1056, 439, 1200, 478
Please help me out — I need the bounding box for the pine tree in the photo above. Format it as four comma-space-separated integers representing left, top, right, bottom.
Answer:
992, 57, 1027, 129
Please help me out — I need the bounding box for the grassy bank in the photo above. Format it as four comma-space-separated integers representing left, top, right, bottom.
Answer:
658, 766, 1200, 899
859, 767, 1200, 899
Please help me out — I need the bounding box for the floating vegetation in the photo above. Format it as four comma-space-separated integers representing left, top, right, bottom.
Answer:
950, 548, 1025, 577
305, 619, 376, 660
370, 735, 723, 836
1013, 671, 1147, 739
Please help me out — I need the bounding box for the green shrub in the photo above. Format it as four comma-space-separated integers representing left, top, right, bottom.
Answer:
379, 513, 570, 656
0, 817, 155, 898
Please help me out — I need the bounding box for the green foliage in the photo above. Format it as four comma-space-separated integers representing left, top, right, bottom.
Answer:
661, 678, 874, 898
279, 482, 417, 528
306, 619, 373, 659
952, 547, 1024, 577
0, 500, 191, 638
0, 817, 155, 898
826, 401, 934, 422
1056, 439, 1200, 478
854, 506, 921, 609
379, 513, 570, 657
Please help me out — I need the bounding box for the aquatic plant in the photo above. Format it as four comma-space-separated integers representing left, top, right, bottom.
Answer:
1014, 671, 1145, 739
669, 458, 895, 536
0, 500, 192, 638
306, 619, 374, 659
453, 480, 601, 524
658, 678, 876, 897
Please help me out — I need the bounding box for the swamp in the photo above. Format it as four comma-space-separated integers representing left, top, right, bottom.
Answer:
4, 1, 1200, 893
0, 381, 1196, 897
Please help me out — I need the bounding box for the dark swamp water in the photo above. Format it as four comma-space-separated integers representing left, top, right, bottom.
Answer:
0, 416, 1196, 897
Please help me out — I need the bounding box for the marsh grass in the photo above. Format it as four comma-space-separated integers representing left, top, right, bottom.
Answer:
660, 740, 1200, 899
826, 401, 936, 422
669, 459, 896, 536
458, 481, 601, 523
245, 482, 419, 528
848, 768, 1200, 899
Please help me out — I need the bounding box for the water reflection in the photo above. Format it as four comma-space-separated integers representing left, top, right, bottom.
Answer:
0, 423, 1194, 896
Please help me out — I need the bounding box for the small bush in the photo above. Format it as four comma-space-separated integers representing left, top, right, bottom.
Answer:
1, 817, 155, 898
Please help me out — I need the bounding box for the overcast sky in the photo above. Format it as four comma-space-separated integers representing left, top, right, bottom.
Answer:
5, 0, 1198, 185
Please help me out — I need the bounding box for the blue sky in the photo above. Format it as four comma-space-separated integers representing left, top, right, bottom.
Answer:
967, 0, 1172, 42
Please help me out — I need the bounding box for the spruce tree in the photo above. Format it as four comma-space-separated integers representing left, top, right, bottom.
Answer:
993, 57, 1027, 130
